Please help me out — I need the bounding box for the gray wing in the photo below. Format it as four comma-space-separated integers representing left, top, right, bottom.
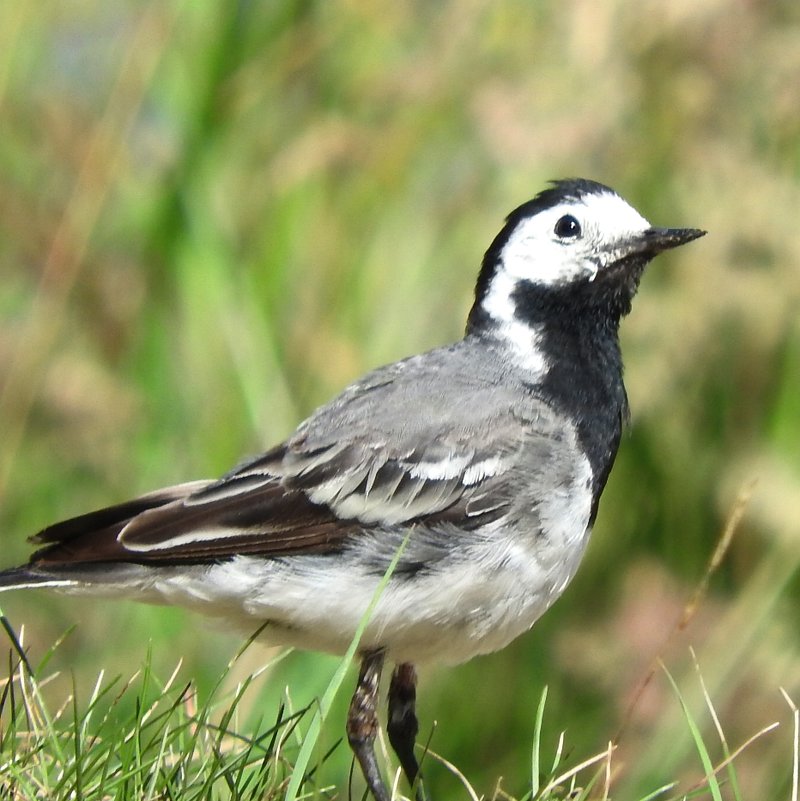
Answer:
26, 349, 564, 566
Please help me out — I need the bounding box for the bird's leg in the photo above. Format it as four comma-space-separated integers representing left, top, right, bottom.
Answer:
347, 649, 389, 801
388, 662, 427, 801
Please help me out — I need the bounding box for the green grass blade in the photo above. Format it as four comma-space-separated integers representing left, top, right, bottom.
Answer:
637, 782, 678, 801
661, 662, 723, 801
530, 685, 548, 798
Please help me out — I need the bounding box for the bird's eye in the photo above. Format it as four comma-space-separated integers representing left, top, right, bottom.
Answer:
554, 215, 582, 239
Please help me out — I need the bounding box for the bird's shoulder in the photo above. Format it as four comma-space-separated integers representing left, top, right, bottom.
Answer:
295, 337, 563, 446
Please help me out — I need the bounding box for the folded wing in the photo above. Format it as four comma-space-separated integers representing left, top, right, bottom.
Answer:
24, 355, 558, 569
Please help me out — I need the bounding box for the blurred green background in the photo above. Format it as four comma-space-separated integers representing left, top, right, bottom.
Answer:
1, 1, 800, 798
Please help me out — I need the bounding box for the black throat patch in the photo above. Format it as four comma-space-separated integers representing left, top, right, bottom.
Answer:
510, 277, 635, 522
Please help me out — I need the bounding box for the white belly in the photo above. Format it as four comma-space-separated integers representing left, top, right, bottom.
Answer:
147, 482, 594, 665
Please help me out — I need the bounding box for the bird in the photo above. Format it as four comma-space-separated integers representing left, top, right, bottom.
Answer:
0, 179, 704, 801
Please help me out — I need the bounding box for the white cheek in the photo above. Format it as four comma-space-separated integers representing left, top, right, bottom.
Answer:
497, 190, 653, 289
500, 230, 596, 287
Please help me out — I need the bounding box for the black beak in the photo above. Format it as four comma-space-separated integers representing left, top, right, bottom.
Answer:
638, 227, 706, 255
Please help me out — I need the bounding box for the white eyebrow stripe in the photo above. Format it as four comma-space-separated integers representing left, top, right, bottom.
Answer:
574, 190, 650, 237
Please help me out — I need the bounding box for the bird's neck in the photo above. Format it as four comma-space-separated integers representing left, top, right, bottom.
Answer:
537, 311, 628, 476
470, 293, 630, 512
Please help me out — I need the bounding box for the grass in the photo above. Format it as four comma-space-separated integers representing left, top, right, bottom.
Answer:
0, 624, 314, 800
2, 0, 800, 798
0, 504, 794, 799
1, 619, 794, 800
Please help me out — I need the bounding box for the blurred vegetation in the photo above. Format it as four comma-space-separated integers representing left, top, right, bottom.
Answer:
1, 0, 800, 798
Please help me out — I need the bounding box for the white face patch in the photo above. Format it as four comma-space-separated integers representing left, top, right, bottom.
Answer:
496, 189, 651, 291
480, 188, 651, 371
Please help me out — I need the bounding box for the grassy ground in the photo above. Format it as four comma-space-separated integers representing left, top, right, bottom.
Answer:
1, 1, 800, 798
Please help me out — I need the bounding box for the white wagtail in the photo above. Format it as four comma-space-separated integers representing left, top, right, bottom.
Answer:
0, 179, 704, 801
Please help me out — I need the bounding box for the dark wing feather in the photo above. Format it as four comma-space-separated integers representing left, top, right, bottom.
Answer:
30, 473, 361, 565
32, 481, 210, 545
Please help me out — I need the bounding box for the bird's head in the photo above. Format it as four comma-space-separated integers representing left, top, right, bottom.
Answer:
468, 179, 705, 336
